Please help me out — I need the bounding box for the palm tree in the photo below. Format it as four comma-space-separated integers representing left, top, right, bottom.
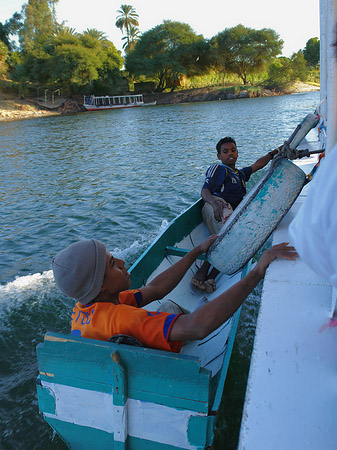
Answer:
121, 24, 140, 53
115, 4, 139, 50
51, 25, 78, 40
83, 28, 107, 41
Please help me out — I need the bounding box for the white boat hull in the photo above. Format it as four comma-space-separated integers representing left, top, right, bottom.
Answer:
83, 102, 156, 111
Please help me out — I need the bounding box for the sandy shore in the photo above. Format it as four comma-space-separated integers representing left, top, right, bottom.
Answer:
0, 82, 319, 122
0, 98, 61, 121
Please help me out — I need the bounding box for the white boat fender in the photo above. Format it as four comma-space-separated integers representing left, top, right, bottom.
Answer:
283, 113, 320, 150
206, 158, 306, 275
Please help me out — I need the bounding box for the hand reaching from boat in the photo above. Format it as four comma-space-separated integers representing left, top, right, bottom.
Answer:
195, 234, 218, 254
254, 242, 298, 278
139, 234, 218, 306
170, 242, 298, 342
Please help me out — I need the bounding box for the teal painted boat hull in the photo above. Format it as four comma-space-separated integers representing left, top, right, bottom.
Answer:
37, 334, 215, 449
207, 158, 306, 274
37, 200, 249, 450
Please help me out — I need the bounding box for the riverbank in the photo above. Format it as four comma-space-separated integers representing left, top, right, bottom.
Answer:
0, 95, 84, 121
142, 82, 319, 105
0, 82, 319, 122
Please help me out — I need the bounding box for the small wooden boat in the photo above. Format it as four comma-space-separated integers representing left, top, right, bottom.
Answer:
36, 112, 319, 449
83, 94, 157, 111
36, 199, 250, 450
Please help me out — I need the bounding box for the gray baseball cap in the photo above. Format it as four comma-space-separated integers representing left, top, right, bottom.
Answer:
52, 239, 106, 305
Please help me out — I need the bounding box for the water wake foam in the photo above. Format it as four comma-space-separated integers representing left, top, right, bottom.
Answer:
0, 270, 54, 299
107, 219, 169, 266
1, 219, 170, 300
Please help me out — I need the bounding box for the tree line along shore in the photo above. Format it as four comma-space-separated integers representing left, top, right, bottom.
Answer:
1, 2, 320, 123
0, 81, 320, 122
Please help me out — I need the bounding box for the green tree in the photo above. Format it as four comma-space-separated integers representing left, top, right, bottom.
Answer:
0, 12, 23, 51
10, 21, 123, 92
125, 21, 211, 91
290, 51, 308, 81
46, 27, 123, 92
49, 30, 104, 87
212, 24, 283, 84
266, 57, 293, 90
265, 52, 309, 90
0, 40, 8, 77
93, 42, 124, 94
115, 4, 139, 53
19, 0, 59, 52
303, 37, 320, 67
19, 46, 51, 83
16, 26, 74, 84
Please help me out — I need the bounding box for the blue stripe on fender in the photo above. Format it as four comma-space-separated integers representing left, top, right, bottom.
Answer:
163, 314, 178, 339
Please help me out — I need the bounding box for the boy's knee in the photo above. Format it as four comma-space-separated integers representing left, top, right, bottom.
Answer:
157, 299, 190, 314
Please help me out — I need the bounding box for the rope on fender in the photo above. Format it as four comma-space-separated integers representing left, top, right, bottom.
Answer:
305, 151, 325, 184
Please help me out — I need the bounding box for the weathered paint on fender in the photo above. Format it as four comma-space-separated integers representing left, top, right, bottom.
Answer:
290, 113, 320, 149
207, 158, 306, 274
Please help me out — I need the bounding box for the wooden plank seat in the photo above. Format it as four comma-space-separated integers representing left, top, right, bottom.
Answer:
165, 246, 206, 260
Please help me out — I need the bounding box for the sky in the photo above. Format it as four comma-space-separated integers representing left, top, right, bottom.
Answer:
1, 0, 320, 57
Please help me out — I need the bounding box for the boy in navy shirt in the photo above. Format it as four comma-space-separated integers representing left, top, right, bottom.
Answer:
192, 137, 279, 292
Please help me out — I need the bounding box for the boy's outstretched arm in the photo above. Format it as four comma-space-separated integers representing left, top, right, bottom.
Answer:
169, 243, 298, 342
139, 234, 218, 306
251, 147, 281, 173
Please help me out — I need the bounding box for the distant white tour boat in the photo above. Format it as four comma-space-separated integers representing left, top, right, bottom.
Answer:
83, 94, 156, 111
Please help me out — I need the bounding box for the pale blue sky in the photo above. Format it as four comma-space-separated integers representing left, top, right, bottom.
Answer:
1, 0, 320, 56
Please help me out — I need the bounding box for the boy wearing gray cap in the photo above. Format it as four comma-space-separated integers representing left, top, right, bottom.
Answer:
52, 238, 296, 352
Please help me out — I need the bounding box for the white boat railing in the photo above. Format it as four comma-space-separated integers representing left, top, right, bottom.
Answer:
84, 94, 144, 107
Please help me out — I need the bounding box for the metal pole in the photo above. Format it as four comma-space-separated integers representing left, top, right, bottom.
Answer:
326, 0, 337, 151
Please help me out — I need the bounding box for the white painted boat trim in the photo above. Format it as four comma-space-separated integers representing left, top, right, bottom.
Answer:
238, 139, 337, 449
239, 0, 337, 445
42, 380, 205, 449
113, 404, 127, 443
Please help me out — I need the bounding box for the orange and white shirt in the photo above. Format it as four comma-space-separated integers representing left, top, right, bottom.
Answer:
71, 289, 182, 353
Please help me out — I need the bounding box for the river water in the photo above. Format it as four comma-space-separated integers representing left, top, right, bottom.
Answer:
0, 91, 320, 449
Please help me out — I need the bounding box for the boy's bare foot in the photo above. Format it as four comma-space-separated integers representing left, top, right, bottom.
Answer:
191, 276, 217, 293
191, 259, 218, 292
191, 260, 211, 291
204, 279, 216, 293
191, 276, 207, 291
